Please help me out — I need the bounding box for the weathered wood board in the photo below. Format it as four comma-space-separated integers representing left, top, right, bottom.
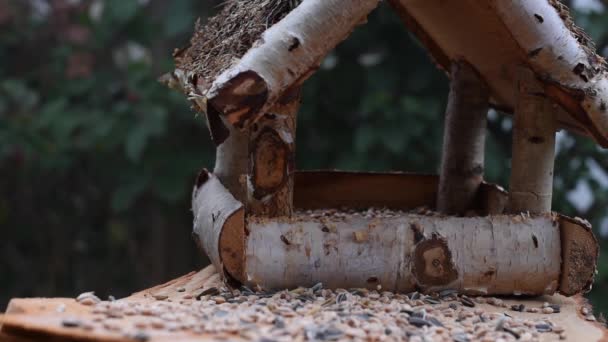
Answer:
2, 266, 606, 342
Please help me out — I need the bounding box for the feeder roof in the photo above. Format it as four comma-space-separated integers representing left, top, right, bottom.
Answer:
390, 0, 608, 147
170, 0, 608, 147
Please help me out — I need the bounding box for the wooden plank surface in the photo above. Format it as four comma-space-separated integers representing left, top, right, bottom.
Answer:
2, 266, 607, 341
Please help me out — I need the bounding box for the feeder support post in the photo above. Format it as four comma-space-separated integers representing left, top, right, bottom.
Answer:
214, 123, 248, 203
508, 67, 556, 214
437, 60, 489, 215
247, 88, 300, 217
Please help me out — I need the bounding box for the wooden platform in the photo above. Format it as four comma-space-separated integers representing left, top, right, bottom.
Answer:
1, 266, 606, 341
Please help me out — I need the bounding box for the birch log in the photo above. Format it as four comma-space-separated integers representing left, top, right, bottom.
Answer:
389, 0, 608, 147
192, 170, 245, 282
437, 60, 489, 215
215, 123, 248, 202
160, 70, 249, 202
246, 213, 562, 295
205, 0, 381, 128
191, 171, 596, 295
508, 68, 556, 213
490, 0, 608, 145
248, 89, 300, 217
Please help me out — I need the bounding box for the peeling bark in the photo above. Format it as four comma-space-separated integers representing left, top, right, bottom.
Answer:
206, 0, 381, 127
247, 90, 300, 217
192, 170, 245, 282
508, 67, 556, 214
437, 60, 489, 215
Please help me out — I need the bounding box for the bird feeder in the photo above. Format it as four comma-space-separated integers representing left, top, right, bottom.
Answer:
164, 0, 603, 297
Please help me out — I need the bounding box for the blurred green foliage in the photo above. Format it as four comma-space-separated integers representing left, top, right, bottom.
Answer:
1, 0, 608, 315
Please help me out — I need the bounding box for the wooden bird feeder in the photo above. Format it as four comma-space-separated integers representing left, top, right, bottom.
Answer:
163, 0, 604, 297
3, 1, 607, 341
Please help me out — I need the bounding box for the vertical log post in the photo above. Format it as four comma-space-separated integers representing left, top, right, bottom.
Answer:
437, 60, 489, 215
201, 103, 249, 203
214, 124, 248, 203
508, 67, 556, 213
247, 88, 300, 217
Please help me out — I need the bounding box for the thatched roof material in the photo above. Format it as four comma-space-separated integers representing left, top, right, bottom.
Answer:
175, 0, 302, 91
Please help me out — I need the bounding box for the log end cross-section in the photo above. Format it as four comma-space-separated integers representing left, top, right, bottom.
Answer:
559, 216, 599, 296
208, 71, 269, 129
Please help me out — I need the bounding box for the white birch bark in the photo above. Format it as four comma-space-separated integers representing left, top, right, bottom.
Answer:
192, 170, 245, 281
437, 60, 489, 215
191, 171, 596, 295
508, 68, 556, 213
491, 0, 608, 142
245, 213, 562, 295
389, 0, 608, 146
205, 0, 381, 128
215, 124, 248, 202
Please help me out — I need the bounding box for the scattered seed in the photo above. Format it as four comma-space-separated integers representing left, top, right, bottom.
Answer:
535, 323, 552, 332
452, 332, 470, 342
424, 297, 440, 305
49, 244, 572, 342
408, 317, 433, 327
61, 318, 81, 328
511, 304, 525, 312
586, 315, 597, 321
553, 325, 565, 333
409, 292, 421, 300
427, 316, 444, 327
460, 296, 475, 308
542, 307, 554, 314
212, 296, 226, 304
503, 326, 520, 339
494, 316, 506, 331
150, 320, 165, 329
196, 287, 220, 300
439, 289, 458, 299
153, 294, 168, 301
76, 291, 101, 306
132, 331, 150, 342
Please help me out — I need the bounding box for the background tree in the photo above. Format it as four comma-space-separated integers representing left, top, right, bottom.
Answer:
1, 0, 608, 314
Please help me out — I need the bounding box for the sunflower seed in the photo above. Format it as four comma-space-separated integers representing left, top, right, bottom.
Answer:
61, 318, 82, 328
408, 317, 432, 327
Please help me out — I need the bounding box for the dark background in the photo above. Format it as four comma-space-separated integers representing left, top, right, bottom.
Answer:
2, 0, 608, 315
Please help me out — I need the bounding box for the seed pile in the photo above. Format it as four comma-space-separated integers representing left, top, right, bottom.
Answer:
60, 286, 571, 341
299, 207, 438, 220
